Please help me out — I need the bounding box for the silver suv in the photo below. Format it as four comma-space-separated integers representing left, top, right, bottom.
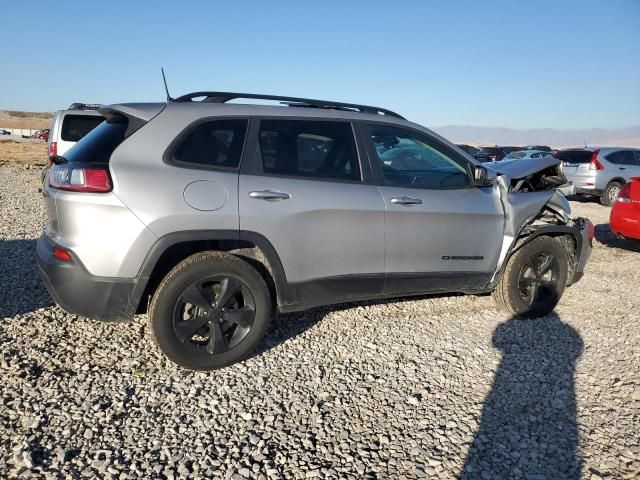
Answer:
37, 91, 593, 370
555, 147, 640, 206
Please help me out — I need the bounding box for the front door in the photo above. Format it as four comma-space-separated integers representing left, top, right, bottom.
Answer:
361, 123, 504, 295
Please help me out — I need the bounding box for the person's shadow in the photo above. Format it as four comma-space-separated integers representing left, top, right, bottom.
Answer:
462, 313, 583, 480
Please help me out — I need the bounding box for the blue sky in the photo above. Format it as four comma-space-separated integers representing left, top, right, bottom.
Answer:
1, 0, 638, 129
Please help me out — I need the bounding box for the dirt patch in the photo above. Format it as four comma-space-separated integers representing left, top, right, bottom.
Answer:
0, 110, 53, 130
0, 140, 48, 166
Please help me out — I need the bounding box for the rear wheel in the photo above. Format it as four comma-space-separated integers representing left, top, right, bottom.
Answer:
493, 236, 568, 318
149, 251, 271, 370
601, 181, 623, 206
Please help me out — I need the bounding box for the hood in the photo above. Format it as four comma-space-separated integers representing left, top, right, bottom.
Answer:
485, 157, 560, 179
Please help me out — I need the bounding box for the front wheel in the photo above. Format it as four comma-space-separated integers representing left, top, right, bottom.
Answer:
493, 236, 568, 318
149, 251, 272, 370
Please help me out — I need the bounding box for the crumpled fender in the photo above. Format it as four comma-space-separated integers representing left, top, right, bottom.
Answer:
490, 173, 571, 285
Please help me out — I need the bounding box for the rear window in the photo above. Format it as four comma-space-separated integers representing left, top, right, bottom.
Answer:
553, 150, 593, 164
63, 120, 127, 164
61, 114, 104, 142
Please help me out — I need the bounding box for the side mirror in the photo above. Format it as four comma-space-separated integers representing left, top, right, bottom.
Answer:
473, 165, 497, 186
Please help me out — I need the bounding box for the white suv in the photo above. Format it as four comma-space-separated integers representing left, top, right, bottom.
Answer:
48, 103, 104, 160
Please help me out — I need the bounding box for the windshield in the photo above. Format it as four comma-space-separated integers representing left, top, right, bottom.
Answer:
505, 152, 527, 159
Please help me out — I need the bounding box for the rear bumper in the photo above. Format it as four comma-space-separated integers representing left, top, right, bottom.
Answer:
37, 234, 142, 321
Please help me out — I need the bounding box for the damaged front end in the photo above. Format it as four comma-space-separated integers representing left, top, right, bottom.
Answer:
486, 157, 593, 288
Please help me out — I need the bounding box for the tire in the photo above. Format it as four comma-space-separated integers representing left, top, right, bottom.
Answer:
492, 236, 568, 318
601, 181, 623, 206
149, 251, 272, 370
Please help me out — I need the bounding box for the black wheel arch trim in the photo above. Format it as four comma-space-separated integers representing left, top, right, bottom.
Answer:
133, 229, 295, 313
489, 224, 584, 289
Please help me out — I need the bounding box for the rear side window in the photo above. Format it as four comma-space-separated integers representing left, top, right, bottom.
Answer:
63, 120, 127, 164
606, 150, 638, 166
61, 115, 104, 142
553, 150, 592, 163
258, 120, 360, 181
173, 119, 248, 169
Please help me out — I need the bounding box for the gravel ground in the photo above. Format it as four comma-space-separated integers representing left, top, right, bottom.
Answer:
1, 166, 638, 480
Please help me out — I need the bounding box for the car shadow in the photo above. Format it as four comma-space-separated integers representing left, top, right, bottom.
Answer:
566, 193, 600, 204
0, 239, 53, 318
253, 292, 465, 357
461, 313, 583, 479
594, 223, 640, 253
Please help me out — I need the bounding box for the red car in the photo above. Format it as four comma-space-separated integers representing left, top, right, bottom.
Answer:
33, 129, 49, 141
610, 177, 640, 240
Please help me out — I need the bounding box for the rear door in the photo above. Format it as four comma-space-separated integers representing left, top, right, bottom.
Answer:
361, 123, 504, 296
605, 150, 640, 181
238, 117, 386, 305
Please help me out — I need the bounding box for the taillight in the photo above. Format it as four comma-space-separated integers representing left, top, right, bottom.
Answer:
53, 246, 72, 262
49, 164, 112, 193
616, 182, 631, 203
588, 149, 604, 170
48, 141, 57, 159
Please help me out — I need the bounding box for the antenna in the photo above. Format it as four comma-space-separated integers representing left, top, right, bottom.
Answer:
161, 67, 173, 102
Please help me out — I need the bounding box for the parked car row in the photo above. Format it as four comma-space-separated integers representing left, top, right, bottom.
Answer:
456, 143, 640, 207
458, 145, 554, 162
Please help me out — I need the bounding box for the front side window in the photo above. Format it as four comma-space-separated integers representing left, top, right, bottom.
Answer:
258, 120, 360, 181
368, 125, 471, 188
173, 119, 248, 169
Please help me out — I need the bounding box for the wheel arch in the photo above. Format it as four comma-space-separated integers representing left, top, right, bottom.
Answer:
607, 177, 626, 186
133, 230, 293, 314
489, 224, 583, 290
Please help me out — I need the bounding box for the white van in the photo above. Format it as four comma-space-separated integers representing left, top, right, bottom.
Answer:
48, 103, 104, 159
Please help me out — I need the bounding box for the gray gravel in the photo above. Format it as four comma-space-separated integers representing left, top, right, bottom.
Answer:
1, 166, 639, 479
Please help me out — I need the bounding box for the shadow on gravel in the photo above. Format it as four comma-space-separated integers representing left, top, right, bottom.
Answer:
594, 223, 640, 253
565, 194, 600, 204
0, 239, 52, 318
462, 313, 583, 480
253, 292, 466, 357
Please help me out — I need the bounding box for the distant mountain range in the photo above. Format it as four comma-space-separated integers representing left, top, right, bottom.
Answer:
432, 125, 640, 148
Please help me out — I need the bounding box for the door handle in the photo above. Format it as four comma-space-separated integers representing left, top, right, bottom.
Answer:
619, 167, 626, 170
390, 196, 423, 206
249, 190, 291, 201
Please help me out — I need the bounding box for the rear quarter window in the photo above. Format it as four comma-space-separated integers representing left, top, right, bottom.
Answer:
171, 119, 248, 169
61, 115, 104, 142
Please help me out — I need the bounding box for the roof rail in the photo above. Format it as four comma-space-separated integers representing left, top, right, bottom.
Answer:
68, 103, 103, 111
172, 91, 405, 119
